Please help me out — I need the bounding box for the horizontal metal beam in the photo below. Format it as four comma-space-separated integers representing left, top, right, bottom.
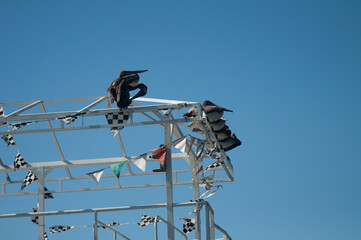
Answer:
0, 117, 200, 135
0, 153, 189, 172
0, 96, 197, 107
0, 103, 199, 123
0, 201, 201, 218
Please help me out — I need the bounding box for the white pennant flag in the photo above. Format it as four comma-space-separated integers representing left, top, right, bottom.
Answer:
87, 168, 106, 185
174, 136, 187, 153
174, 136, 191, 165
111, 129, 120, 137
130, 154, 147, 172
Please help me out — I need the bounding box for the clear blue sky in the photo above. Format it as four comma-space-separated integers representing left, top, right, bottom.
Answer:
1, 0, 361, 239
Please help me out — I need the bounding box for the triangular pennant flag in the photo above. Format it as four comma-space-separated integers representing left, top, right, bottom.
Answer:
31, 207, 39, 225
150, 145, 166, 167
204, 185, 222, 199
21, 171, 38, 190
196, 165, 203, 176
161, 109, 172, 116
183, 218, 196, 234
130, 153, 147, 172
137, 215, 155, 227
111, 129, 120, 137
49, 225, 75, 234
44, 187, 54, 199
187, 136, 196, 154
87, 168, 106, 184
2, 134, 15, 146
9, 121, 34, 131
196, 139, 203, 154
44, 230, 49, 240
14, 153, 27, 169
105, 112, 129, 136
205, 161, 223, 171
62, 115, 78, 126
110, 162, 125, 178
174, 136, 187, 153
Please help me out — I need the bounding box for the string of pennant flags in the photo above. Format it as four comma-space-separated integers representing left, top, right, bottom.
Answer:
1, 131, 224, 197
30, 213, 197, 238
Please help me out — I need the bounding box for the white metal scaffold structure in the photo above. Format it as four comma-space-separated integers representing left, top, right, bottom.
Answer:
0, 96, 234, 240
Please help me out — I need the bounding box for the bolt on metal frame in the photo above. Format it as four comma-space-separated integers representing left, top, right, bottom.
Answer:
0, 96, 234, 239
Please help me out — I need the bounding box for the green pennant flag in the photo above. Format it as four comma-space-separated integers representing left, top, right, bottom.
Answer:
110, 162, 125, 178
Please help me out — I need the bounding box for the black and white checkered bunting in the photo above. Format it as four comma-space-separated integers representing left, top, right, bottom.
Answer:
44, 230, 49, 240
137, 215, 155, 227
9, 121, 34, 131
99, 221, 121, 229
14, 153, 27, 169
183, 218, 196, 234
21, 171, 38, 190
31, 207, 39, 225
204, 160, 223, 171
1, 134, 15, 146
105, 112, 129, 130
62, 116, 78, 126
49, 225, 74, 234
44, 187, 54, 199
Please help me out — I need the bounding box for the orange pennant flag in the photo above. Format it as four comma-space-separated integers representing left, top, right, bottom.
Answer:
187, 136, 196, 155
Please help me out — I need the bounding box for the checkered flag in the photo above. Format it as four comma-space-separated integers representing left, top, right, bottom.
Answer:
30, 207, 39, 225
1, 134, 15, 146
99, 221, 121, 229
44, 230, 49, 240
62, 116, 78, 126
21, 171, 38, 190
44, 187, 54, 199
14, 153, 27, 169
105, 112, 129, 135
137, 215, 155, 227
204, 160, 223, 171
9, 121, 34, 131
49, 225, 74, 234
183, 218, 196, 234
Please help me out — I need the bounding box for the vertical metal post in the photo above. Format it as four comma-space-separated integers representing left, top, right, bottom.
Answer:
114, 231, 117, 240
154, 216, 159, 240
93, 212, 98, 240
208, 204, 215, 240
165, 121, 175, 240
37, 167, 45, 240
205, 203, 211, 240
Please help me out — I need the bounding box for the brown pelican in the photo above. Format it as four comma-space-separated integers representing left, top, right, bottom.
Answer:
219, 133, 242, 151
107, 70, 148, 109
202, 100, 233, 122
183, 100, 233, 122
183, 106, 198, 118
204, 133, 241, 152
214, 125, 232, 141
188, 117, 227, 133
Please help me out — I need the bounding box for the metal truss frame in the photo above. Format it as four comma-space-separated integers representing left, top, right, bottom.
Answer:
0, 96, 234, 240
0, 201, 232, 240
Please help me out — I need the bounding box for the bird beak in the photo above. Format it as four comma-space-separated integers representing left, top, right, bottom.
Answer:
125, 70, 148, 75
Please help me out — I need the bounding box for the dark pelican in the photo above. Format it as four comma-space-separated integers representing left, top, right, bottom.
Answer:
183, 100, 233, 122
202, 100, 233, 122
214, 125, 232, 141
107, 70, 148, 109
220, 133, 242, 152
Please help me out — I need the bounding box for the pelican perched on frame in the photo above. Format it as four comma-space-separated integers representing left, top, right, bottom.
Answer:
107, 70, 148, 109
